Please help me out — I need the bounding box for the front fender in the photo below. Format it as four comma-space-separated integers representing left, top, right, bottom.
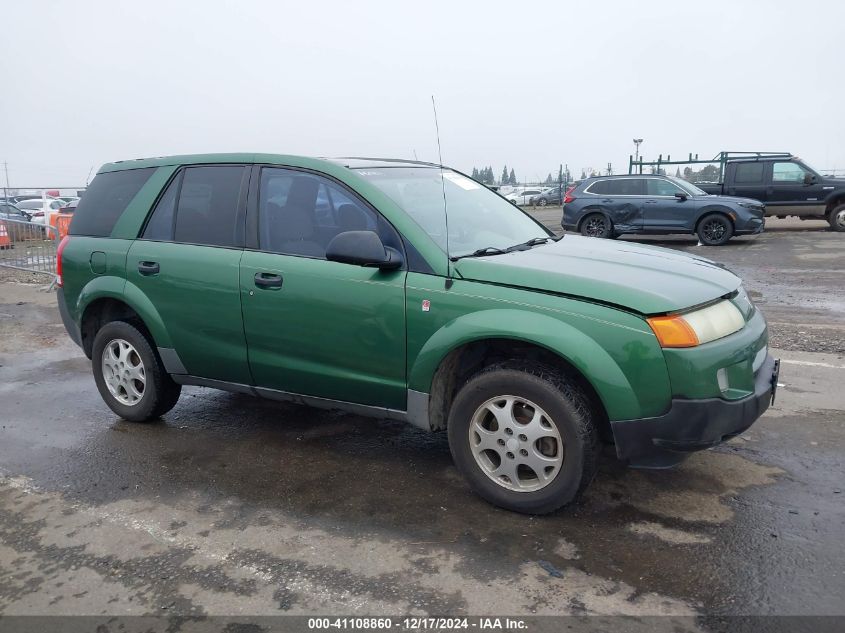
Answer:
408, 308, 648, 421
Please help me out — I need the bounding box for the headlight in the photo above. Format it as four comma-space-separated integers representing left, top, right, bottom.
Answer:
647, 300, 745, 348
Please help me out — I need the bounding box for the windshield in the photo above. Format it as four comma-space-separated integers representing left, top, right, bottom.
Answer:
669, 176, 707, 196
356, 167, 551, 257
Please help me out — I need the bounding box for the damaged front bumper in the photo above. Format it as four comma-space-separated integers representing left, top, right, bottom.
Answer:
610, 354, 779, 468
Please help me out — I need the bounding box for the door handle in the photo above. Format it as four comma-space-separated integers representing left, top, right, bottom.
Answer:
644, 199, 658, 204
254, 272, 283, 289
602, 199, 613, 203
138, 261, 160, 275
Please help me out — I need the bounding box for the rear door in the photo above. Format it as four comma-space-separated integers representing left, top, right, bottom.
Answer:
725, 162, 768, 202
586, 178, 646, 231
643, 178, 694, 231
239, 166, 407, 410
126, 165, 252, 384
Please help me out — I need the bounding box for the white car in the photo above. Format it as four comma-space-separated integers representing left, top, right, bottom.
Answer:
505, 188, 544, 206
15, 198, 65, 225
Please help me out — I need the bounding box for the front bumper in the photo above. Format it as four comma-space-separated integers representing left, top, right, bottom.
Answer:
735, 216, 765, 235
610, 353, 779, 468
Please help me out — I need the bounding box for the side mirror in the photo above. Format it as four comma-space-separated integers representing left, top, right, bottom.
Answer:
803, 173, 816, 185
674, 192, 688, 201
326, 230, 403, 270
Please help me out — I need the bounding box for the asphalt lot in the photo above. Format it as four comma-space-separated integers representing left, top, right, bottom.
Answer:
0, 216, 843, 624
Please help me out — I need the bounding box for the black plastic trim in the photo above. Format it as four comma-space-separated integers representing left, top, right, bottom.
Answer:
611, 354, 778, 468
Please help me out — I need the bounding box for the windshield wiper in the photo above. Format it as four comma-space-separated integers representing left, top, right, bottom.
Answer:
450, 246, 508, 262
450, 235, 559, 262
505, 236, 555, 252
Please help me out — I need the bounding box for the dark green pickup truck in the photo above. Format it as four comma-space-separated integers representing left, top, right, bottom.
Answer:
56, 154, 778, 513
694, 154, 845, 231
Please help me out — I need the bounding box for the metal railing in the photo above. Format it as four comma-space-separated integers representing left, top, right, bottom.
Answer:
0, 218, 59, 276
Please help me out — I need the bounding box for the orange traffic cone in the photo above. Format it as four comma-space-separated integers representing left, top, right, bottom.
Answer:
0, 220, 12, 250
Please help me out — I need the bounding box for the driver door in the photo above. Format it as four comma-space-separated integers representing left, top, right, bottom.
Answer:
643, 178, 693, 231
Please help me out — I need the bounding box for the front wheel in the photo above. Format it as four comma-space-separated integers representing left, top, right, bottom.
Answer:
697, 213, 734, 245
828, 204, 845, 232
537, 198, 548, 207
580, 213, 613, 238
92, 321, 181, 422
447, 363, 598, 514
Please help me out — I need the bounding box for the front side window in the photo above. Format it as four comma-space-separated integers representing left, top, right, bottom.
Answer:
647, 179, 685, 197
357, 168, 550, 258
772, 162, 808, 183
258, 168, 398, 259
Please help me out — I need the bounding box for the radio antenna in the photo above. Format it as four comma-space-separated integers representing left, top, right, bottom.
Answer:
431, 95, 453, 289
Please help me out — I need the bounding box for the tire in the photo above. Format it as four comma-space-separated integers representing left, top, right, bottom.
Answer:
580, 213, 612, 238
538, 198, 548, 207
447, 362, 599, 514
828, 204, 845, 232
91, 321, 182, 422
697, 213, 734, 246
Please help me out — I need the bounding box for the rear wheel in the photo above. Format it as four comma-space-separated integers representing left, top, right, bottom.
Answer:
828, 204, 845, 232
92, 321, 181, 422
537, 198, 548, 207
580, 213, 613, 238
447, 363, 599, 514
697, 213, 733, 245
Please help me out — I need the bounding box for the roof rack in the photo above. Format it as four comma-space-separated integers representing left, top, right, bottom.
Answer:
628, 151, 794, 180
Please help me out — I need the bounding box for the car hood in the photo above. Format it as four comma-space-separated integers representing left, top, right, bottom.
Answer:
453, 236, 741, 314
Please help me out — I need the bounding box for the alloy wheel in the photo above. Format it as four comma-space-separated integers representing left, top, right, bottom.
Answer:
101, 338, 146, 406
468, 395, 564, 492
702, 219, 726, 243
584, 216, 607, 237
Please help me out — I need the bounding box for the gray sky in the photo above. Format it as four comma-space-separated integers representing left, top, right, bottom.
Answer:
2, 0, 844, 187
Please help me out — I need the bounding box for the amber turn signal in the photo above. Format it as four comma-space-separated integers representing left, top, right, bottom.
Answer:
646, 315, 700, 348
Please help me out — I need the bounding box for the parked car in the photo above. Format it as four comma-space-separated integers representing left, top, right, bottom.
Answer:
0, 201, 31, 222
57, 154, 777, 514
562, 174, 765, 245
506, 188, 544, 206
692, 154, 845, 232
59, 199, 79, 213
16, 198, 66, 225
531, 185, 565, 206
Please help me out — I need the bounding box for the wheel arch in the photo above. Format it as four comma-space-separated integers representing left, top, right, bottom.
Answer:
77, 278, 172, 358
694, 207, 735, 231
576, 208, 612, 232
408, 309, 642, 436
825, 192, 845, 213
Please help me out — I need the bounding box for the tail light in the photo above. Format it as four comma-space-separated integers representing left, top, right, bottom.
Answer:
563, 186, 577, 204
56, 235, 70, 287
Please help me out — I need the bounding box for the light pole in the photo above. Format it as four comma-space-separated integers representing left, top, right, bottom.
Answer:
633, 138, 643, 172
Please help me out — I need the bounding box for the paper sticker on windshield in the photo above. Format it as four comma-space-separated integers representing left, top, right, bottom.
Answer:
442, 173, 480, 190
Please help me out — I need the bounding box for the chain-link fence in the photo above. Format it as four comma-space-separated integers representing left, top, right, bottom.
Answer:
0, 218, 59, 276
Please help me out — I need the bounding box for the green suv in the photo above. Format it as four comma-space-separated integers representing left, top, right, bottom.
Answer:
57, 154, 779, 514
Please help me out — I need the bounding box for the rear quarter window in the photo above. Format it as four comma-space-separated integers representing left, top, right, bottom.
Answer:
69, 168, 155, 237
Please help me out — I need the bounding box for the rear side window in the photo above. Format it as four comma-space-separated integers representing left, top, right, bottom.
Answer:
69, 168, 155, 237
734, 163, 765, 184
589, 179, 644, 195
142, 165, 246, 247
